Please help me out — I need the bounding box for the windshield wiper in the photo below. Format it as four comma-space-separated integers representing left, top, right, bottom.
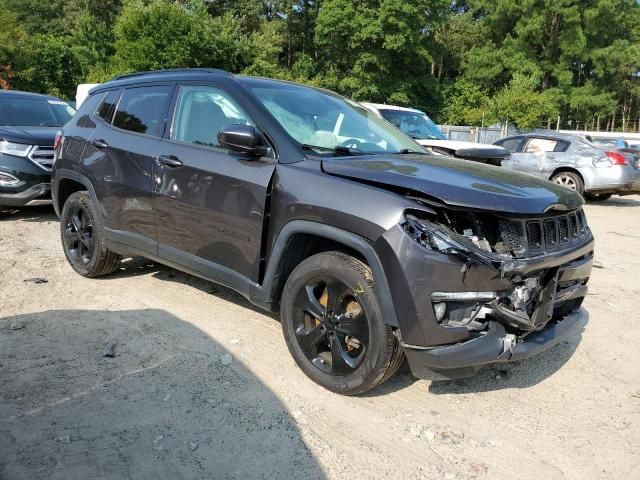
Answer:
301, 144, 366, 156
397, 148, 428, 155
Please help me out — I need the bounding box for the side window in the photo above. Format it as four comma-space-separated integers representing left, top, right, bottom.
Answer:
97, 90, 121, 123
78, 92, 105, 117
171, 85, 253, 148
524, 138, 558, 153
496, 137, 523, 153
113, 85, 173, 137
554, 140, 570, 152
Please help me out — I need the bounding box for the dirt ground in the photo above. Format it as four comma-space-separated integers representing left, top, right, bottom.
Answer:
1, 196, 639, 480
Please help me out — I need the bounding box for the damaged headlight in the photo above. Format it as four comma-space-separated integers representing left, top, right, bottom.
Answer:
403, 213, 459, 253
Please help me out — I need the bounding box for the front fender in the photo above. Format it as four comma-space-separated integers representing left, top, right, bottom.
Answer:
260, 220, 400, 328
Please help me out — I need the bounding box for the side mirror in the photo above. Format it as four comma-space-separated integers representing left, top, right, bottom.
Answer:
218, 124, 268, 157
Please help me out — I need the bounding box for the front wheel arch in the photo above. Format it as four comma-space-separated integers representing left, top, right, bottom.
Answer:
262, 221, 399, 328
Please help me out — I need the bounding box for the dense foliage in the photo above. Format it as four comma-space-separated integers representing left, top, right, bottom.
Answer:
2, 0, 640, 130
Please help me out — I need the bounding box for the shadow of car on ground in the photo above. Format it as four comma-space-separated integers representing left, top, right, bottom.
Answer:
0, 309, 325, 480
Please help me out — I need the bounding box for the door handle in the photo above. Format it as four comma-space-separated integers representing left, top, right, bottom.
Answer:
89, 139, 108, 149
157, 155, 183, 168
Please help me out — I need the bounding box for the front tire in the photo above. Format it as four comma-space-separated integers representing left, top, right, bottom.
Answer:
60, 191, 121, 277
280, 251, 404, 395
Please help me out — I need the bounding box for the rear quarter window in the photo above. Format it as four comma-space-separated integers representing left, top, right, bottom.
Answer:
113, 85, 173, 137
97, 90, 121, 123
76, 92, 105, 118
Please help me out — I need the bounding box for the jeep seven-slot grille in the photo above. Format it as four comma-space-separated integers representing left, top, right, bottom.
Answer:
499, 209, 590, 257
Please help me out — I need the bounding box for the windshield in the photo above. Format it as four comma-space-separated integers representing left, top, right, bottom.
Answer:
0, 96, 76, 127
247, 83, 424, 155
378, 109, 446, 140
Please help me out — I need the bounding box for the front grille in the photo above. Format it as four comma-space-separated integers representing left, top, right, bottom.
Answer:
28, 146, 55, 171
499, 208, 590, 257
499, 220, 524, 251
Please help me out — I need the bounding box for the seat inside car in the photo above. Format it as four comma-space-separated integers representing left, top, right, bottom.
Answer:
182, 99, 230, 147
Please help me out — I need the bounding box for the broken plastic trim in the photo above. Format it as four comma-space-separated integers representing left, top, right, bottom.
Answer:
431, 292, 496, 301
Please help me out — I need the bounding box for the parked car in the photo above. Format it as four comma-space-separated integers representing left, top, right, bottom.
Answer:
494, 133, 639, 201
53, 69, 593, 394
0, 90, 76, 212
361, 102, 509, 166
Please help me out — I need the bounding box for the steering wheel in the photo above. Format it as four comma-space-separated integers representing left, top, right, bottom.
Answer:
341, 138, 364, 150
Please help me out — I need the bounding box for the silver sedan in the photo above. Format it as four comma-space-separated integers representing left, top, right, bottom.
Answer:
494, 133, 639, 201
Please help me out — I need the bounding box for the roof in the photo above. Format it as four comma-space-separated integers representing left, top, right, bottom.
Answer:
93, 68, 344, 100
505, 131, 587, 143
92, 68, 233, 94
0, 89, 65, 102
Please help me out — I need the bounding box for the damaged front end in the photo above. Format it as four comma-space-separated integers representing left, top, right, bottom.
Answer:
384, 202, 593, 380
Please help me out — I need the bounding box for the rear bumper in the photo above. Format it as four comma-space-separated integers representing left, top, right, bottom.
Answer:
404, 309, 586, 380
0, 183, 51, 207
584, 164, 636, 193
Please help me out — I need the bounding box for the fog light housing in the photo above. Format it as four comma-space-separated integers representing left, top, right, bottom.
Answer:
0, 171, 20, 186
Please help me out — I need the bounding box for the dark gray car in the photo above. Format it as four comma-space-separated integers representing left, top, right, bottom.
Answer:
52, 69, 594, 394
495, 132, 639, 201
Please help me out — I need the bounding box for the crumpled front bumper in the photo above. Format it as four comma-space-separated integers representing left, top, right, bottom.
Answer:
403, 309, 586, 380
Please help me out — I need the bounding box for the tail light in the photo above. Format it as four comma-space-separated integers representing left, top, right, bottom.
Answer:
54, 131, 62, 150
605, 151, 627, 165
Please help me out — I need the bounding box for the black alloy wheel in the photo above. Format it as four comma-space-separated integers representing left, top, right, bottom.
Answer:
60, 191, 121, 277
63, 204, 95, 266
292, 276, 369, 375
280, 251, 404, 395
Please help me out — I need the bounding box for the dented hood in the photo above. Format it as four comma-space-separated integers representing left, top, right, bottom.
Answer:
321, 154, 583, 214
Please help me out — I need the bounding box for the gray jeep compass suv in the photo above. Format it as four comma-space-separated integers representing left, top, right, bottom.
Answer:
52, 69, 593, 395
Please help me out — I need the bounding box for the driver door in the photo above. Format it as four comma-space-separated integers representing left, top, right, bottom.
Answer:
153, 83, 276, 284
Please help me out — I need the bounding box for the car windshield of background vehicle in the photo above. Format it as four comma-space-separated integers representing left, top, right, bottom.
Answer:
248, 84, 424, 155
0, 97, 75, 127
378, 109, 446, 141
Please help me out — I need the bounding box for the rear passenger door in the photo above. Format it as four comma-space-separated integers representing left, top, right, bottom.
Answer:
512, 137, 569, 178
153, 83, 276, 285
83, 84, 174, 254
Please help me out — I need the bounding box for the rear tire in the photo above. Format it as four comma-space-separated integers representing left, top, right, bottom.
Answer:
280, 251, 404, 395
551, 171, 584, 195
584, 192, 612, 202
60, 191, 121, 277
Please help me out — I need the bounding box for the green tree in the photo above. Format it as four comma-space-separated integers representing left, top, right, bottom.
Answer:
315, 0, 447, 109
487, 73, 558, 128
440, 79, 489, 125
19, 35, 83, 98
111, 0, 249, 74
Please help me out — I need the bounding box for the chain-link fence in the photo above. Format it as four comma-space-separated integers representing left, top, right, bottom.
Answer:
436, 125, 529, 144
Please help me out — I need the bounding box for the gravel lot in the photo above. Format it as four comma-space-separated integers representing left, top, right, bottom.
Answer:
1, 196, 639, 480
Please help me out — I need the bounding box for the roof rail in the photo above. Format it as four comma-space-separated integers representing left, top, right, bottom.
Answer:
111, 68, 229, 81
